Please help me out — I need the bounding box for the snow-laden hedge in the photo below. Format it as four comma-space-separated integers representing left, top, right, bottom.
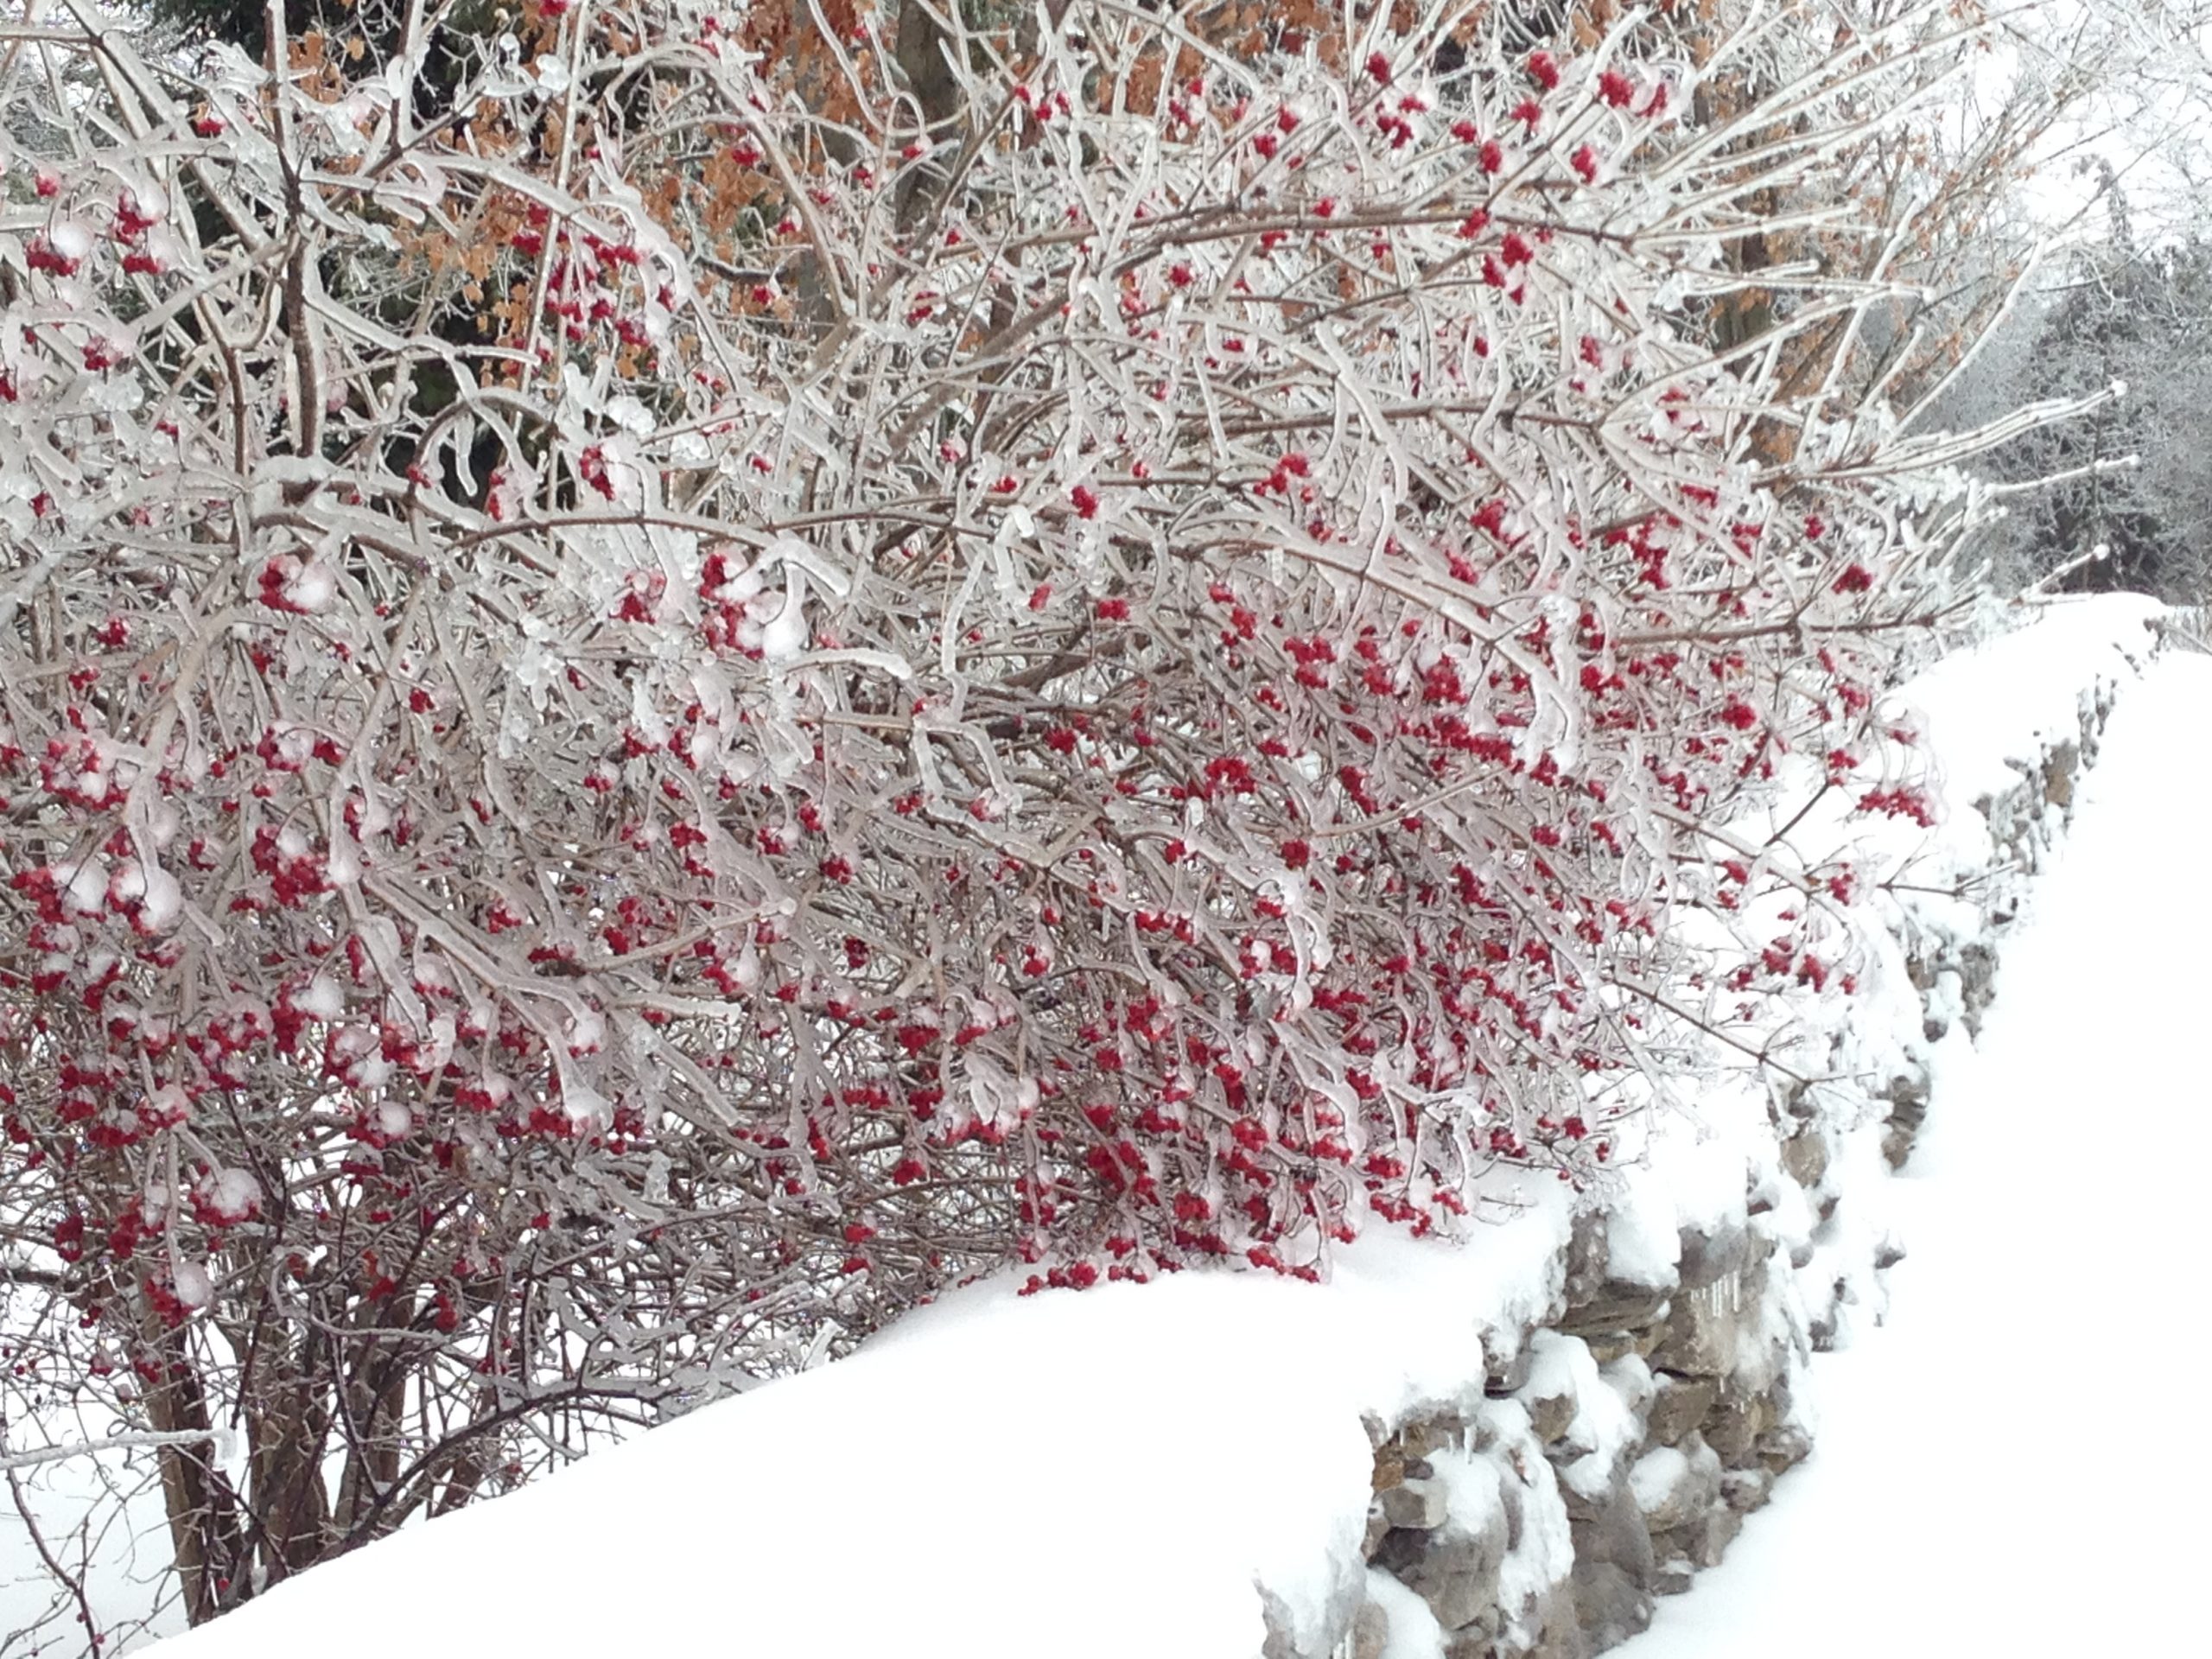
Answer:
135, 595, 2158, 1659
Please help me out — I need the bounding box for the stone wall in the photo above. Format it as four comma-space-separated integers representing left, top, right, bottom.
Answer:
1268, 658, 2136, 1659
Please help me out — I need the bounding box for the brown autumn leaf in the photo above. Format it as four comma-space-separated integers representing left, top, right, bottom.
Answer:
1123, 44, 1169, 117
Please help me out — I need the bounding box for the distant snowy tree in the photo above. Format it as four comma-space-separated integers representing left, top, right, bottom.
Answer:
1940, 194, 2212, 601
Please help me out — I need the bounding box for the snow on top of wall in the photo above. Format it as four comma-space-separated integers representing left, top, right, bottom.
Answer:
153, 1203, 1575, 1659
149, 594, 2165, 1659
1901, 593, 2161, 809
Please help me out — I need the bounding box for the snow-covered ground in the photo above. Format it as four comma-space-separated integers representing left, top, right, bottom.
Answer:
1624, 647, 2212, 1656
13, 601, 2192, 1658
